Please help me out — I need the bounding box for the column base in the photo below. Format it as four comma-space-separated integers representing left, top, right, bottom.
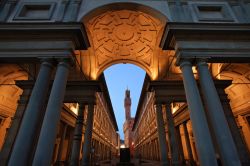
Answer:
161, 161, 169, 166
54, 161, 65, 166
117, 162, 134, 166
171, 161, 183, 166
81, 162, 90, 166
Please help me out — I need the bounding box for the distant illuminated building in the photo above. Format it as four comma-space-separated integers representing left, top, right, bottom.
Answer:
123, 89, 135, 156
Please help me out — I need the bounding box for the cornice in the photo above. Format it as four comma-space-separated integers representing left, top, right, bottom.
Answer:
0, 22, 90, 50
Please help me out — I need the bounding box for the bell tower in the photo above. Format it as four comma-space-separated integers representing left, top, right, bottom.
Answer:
123, 89, 134, 152
124, 89, 131, 120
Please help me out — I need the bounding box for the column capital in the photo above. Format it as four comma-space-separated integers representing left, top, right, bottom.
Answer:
154, 101, 163, 106
78, 102, 86, 108
196, 59, 209, 67
57, 59, 71, 69
77, 99, 96, 106
163, 100, 172, 105
155, 96, 173, 105
179, 59, 193, 69
56, 57, 71, 63
183, 120, 188, 125
39, 58, 55, 67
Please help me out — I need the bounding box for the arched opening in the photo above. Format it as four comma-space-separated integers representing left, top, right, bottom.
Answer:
80, 2, 169, 24
0, 64, 28, 149
97, 60, 150, 80
103, 63, 146, 159
103, 63, 146, 140
212, 63, 250, 113
78, 3, 168, 81
212, 63, 250, 152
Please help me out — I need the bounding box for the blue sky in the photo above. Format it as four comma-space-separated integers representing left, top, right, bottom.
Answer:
104, 64, 146, 139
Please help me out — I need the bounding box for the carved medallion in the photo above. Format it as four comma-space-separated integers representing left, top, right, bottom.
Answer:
86, 10, 164, 77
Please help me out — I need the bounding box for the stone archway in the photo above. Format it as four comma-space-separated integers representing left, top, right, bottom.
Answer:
78, 4, 170, 80
212, 63, 250, 114
0, 64, 28, 149
212, 63, 250, 154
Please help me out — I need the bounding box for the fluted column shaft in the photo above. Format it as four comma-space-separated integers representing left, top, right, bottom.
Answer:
33, 60, 70, 166
179, 60, 217, 166
82, 104, 95, 166
69, 103, 85, 166
197, 60, 241, 166
155, 104, 169, 166
9, 60, 53, 166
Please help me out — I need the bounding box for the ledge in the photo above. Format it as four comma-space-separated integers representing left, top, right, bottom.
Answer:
0, 22, 90, 50
161, 22, 250, 50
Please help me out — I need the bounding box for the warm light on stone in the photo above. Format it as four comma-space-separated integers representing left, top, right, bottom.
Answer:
83, 9, 165, 80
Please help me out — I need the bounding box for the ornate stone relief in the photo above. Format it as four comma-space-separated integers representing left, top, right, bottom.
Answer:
212, 63, 250, 114
85, 10, 164, 79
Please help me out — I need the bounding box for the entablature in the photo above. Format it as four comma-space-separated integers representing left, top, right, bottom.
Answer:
161, 23, 250, 64
0, 23, 89, 63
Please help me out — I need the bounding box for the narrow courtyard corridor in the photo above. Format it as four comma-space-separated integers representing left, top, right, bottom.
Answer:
0, 0, 250, 165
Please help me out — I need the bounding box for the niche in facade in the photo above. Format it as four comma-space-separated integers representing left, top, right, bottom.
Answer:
14, 2, 55, 20
189, 2, 236, 22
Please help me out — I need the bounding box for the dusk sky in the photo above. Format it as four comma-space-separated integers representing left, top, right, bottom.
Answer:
104, 64, 146, 139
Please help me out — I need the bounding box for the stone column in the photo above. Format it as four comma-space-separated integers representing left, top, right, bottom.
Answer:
175, 126, 185, 164
179, 60, 217, 166
238, 115, 250, 153
183, 123, 195, 166
69, 103, 85, 166
56, 123, 68, 164
82, 104, 95, 166
165, 103, 181, 166
219, 88, 250, 165
33, 60, 70, 166
66, 128, 75, 160
197, 60, 241, 166
9, 60, 53, 166
155, 104, 169, 166
0, 88, 31, 165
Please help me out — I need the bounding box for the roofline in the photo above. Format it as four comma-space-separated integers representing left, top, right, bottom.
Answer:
132, 75, 151, 131
99, 74, 119, 131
